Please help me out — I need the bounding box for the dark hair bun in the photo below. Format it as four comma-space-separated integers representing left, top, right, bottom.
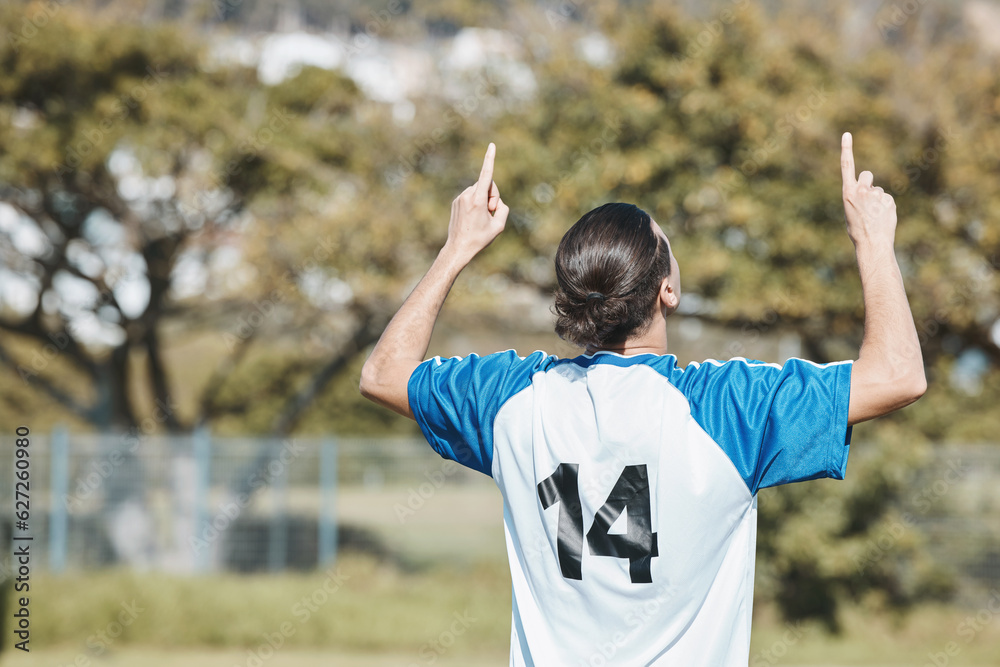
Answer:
553, 203, 671, 350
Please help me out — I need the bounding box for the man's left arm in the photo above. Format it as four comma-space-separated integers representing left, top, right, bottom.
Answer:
359, 143, 509, 418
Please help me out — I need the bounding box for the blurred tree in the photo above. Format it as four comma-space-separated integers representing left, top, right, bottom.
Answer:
0, 8, 210, 431
0, 5, 391, 436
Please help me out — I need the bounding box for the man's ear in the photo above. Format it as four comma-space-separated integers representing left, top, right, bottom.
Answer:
660, 276, 679, 313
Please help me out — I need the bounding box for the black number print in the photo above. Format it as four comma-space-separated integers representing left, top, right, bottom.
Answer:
538, 463, 658, 583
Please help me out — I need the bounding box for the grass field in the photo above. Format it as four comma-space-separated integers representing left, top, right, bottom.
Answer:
1, 649, 512, 666
3, 485, 999, 666
4, 594, 1000, 666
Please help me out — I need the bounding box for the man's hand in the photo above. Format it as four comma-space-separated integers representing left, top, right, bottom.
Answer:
360, 143, 510, 418
443, 142, 510, 265
841, 132, 896, 249
842, 132, 926, 425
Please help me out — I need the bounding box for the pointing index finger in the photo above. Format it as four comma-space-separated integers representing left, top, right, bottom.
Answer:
841, 132, 856, 187
476, 143, 496, 201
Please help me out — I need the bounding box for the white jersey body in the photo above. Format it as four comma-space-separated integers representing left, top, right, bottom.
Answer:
408, 350, 853, 666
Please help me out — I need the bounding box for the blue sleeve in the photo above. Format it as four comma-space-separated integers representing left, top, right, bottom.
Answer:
674, 358, 853, 494
407, 350, 547, 476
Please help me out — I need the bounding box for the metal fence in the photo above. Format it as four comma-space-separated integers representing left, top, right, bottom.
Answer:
2, 430, 999, 588
0, 428, 482, 576
908, 444, 1000, 588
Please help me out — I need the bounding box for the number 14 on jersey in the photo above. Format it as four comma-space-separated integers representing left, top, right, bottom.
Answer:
537, 463, 659, 584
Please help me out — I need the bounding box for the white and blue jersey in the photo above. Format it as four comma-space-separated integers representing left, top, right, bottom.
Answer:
408, 350, 853, 666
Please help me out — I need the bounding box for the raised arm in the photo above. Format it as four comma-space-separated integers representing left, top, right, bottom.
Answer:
841, 132, 926, 425
359, 143, 509, 418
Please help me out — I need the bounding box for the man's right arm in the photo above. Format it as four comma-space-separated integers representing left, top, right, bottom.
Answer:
840, 132, 927, 425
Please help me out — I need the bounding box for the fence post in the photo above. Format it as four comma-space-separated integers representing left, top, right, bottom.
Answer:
318, 438, 338, 567
268, 437, 289, 572
193, 427, 211, 572
48, 425, 69, 573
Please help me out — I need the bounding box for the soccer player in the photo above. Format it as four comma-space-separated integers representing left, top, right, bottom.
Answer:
359, 134, 925, 665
